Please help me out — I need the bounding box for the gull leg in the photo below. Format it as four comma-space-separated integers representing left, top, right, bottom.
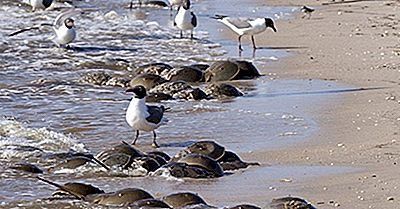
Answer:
180, 30, 183, 39
190, 30, 194, 40
251, 35, 257, 50
238, 35, 243, 52
130, 0, 134, 9
152, 131, 160, 148
131, 130, 140, 145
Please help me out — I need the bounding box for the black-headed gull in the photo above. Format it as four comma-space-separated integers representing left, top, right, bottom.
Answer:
212, 15, 277, 51
173, 0, 197, 39
126, 85, 166, 148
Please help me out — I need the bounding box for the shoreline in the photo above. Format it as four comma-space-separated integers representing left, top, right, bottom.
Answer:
247, 0, 400, 208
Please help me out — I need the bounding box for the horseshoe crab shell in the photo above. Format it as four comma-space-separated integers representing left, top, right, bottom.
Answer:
97, 142, 144, 162
48, 156, 92, 171
136, 63, 173, 75
205, 83, 243, 98
10, 163, 43, 174
163, 162, 218, 178
37, 177, 104, 199
147, 151, 171, 162
129, 73, 167, 90
233, 60, 261, 79
229, 204, 261, 209
172, 141, 225, 161
133, 198, 171, 208
218, 151, 260, 171
165, 66, 204, 82
162, 192, 207, 208
269, 197, 317, 209
178, 154, 224, 177
89, 188, 154, 206
204, 61, 240, 82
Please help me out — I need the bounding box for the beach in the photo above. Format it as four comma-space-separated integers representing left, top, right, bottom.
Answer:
249, 0, 400, 208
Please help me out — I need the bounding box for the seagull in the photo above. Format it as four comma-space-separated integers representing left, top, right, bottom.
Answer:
173, 0, 197, 39
9, 9, 80, 48
126, 85, 166, 148
28, 0, 53, 11
212, 15, 277, 52
301, 6, 315, 19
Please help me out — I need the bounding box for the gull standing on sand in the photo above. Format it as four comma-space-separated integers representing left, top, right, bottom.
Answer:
212, 15, 277, 52
174, 0, 197, 39
9, 10, 80, 48
28, 0, 53, 11
126, 85, 166, 148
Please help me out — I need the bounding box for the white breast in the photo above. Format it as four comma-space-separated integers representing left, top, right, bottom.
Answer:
174, 8, 194, 31
126, 98, 159, 132
53, 26, 76, 45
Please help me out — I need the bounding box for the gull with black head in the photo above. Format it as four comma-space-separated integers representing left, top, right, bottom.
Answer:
301, 6, 315, 19
126, 85, 166, 148
212, 15, 277, 52
173, 0, 197, 39
9, 9, 80, 48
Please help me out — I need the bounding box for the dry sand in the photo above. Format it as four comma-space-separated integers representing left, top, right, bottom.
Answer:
243, 0, 400, 208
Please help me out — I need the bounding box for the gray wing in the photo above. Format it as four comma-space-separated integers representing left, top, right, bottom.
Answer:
146, 105, 165, 124
191, 12, 197, 27
225, 17, 252, 29
54, 9, 82, 28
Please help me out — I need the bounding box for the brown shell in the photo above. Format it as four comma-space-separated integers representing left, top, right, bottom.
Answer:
97, 142, 143, 162
136, 63, 173, 75
162, 192, 207, 208
178, 154, 224, 177
233, 60, 261, 79
204, 61, 240, 82
166, 66, 204, 82
48, 156, 92, 171
10, 163, 43, 174
269, 197, 316, 209
129, 73, 167, 90
173, 141, 225, 161
53, 182, 104, 197
229, 204, 261, 209
133, 198, 171, 208
166, 162, 218, 178
90, 188, 154, 206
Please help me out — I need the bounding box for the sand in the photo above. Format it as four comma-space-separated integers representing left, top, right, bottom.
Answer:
244, 0, 400, 208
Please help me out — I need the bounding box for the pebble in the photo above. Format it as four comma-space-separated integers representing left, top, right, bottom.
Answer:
387, 196, 394, 201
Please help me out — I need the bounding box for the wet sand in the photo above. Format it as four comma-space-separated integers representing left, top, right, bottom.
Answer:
244, 0, 400, 208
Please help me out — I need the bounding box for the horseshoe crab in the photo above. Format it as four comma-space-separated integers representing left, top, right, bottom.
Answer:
205, 83, 243, 98
218, 151, 260, 171
233, 60, 261, 79
146, 154, 168, 166
150, 81, 207, 100
178, 154, 224, 177
146, 92, 173, 103
132, 198, 171, 208
80, 72, 112, 86
229, 204, 261, 209
269, 197, 317, 209
97, 141, 144, 167
10, 163, 43, 174
48, 155, 109, 171
204, 60, 261, 82
164, 66, 204, 82
136, 63, 173, 75
125, 156, 161, 172
37, 177, 104, 199
147, 151, 171, 162
162, 192, 207, 208
88, 188, 154, 206
172, 141, 225, 161
204, 61, 239, 82
129, 73, 167, 90
163, 162, 218, 178
189, 64, 210, 71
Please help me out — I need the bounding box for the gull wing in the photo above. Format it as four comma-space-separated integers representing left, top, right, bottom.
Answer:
146, 105, 165, 124
225, 17, 253, 29
53, 9, 82, 28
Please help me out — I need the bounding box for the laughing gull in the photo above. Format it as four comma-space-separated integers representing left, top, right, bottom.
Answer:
29, 0, 53, 11
173, 0, 197, 39
126, 85, 166, 148
9, 9, 80, 48
301, 6, 315, 19
212, 15, 277, 51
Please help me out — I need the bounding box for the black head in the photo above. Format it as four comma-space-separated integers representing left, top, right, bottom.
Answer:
264, 18, 277, 32
182, 0, 191, 10
126, 85, 147, 99
64, 18, 75, 29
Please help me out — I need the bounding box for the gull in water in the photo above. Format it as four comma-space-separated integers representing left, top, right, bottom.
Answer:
212, 14, 277, 52
126, 85, 166, 148
173, 0, 197, 39
9, 9, 81, 48
27, 0, 53, 11
301, 6, 315, 19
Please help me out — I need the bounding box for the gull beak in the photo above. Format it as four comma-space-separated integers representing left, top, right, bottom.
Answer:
126, 88, 134, 93
271, 26, 277, 32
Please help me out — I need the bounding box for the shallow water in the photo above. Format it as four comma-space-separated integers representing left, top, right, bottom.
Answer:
0, 0, 356, 207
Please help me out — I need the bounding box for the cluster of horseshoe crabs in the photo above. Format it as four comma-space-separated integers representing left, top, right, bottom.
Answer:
79, 59, 261, 101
